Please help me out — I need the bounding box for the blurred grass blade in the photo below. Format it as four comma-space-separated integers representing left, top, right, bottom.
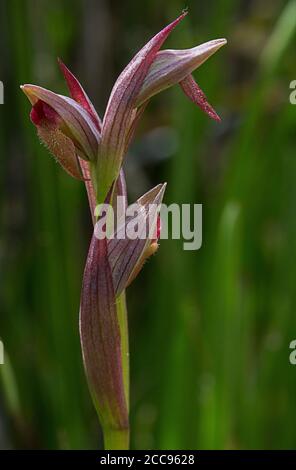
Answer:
260, 0, 296, 75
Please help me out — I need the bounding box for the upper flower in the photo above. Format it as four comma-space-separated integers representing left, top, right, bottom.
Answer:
21, 11, 226, 203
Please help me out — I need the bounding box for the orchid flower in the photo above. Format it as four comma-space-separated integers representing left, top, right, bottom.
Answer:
21, 12, 226, 449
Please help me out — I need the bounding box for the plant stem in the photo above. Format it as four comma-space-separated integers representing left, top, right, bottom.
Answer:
102, 291, 130, 450
104, 427, 130, 450
116, 291, 130, 413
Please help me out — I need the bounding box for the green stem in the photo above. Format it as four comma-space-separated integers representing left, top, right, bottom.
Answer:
102, 292, 130, 450
116, 291, 130, 411
104, 427, 130, 450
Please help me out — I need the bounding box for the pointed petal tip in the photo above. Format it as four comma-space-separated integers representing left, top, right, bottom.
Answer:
57, 57, 65, 72
159, 181, 167, 196
171, 10, 188, 26
20, 84, 29, 93
57, 56, 67, 72
150, 182, 167, 199
202, 38, 227, 55
20, 84, 31, 90
155, 182, 167, 204
159, 10, 187, 37
138, 182, 167, 206
213, 112, 222, 122
214, 38, 227, 49
207, 38, 227, 57
20, 84, 38, 104
57, 57, 71, 76
155, 182, 167, 190
58, 58, 102, 132
21, 83, 39, 94
57, 58, 72, 81
180, 9, 188, 18
180, 74, 222, 122
215, 38, 227, 45
190, 38, 227, 61
150, 182, 167, 204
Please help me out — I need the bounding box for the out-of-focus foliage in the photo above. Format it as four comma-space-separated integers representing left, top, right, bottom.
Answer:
0, 0, 296, 449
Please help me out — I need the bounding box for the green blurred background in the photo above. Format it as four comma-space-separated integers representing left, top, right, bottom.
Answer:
0, 0, 296, 449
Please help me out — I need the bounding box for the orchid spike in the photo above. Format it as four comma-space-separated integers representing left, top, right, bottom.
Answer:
21, 12, 227, 450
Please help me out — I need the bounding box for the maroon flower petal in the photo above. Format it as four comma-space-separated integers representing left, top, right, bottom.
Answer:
180, 74, 221, 121
31, 99, 84, 180
21, 84, 100, 160
58, 58, 102, 132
